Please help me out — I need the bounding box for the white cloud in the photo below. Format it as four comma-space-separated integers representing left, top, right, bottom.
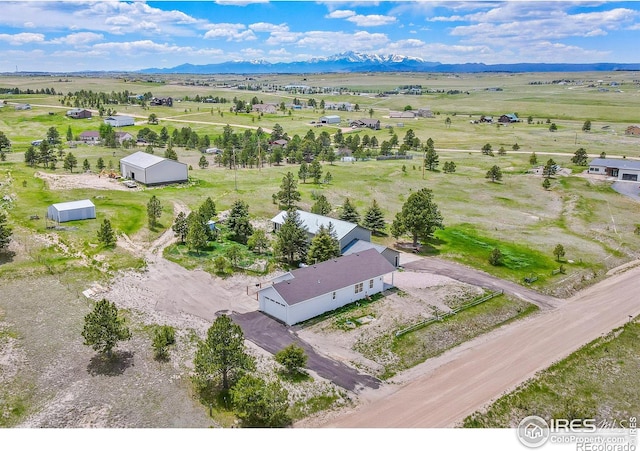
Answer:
0, 32, 45, 45
50, 32, 104, 46
249, 22, 289, 33
204, 23, 257, 41
347, 14, 397, 27
326, 10, 356, 19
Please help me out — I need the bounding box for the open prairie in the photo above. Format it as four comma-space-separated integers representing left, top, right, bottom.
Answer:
1, 71, 640, 428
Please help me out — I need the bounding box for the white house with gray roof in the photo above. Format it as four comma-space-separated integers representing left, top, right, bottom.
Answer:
258, 249, 395, 326
271, 210, 370, 252
120, 151, 187, 185
588, 158, 640, 181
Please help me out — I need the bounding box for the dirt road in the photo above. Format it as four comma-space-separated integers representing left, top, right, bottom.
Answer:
324, 261, 640, 427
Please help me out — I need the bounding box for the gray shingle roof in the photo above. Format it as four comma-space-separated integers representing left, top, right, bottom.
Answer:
270, 249, 394, 306
342, 239, 391, 255
589, 158, 640, 171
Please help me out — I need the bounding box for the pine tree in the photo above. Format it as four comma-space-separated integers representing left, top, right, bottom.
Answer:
97, 219, 116, 247
486, 165, 503, 182
275, 209, 308, 264
172, 211, 188, 243
307, 223, 340, 264
147, 195, 163, 228
96, 157, 105, 171
82, 299, 131, 357
311, 194, 332, 215
82, 159, 90, 172
276, 172, 301, 208
199, 197, 217, 221
298, 162, 309, 183
424, 146, 439, 171
339, 198, 360, 224
63, 152, 78, 173
227, 200, 253, 245
0, 210, 13, 251
185, 212, 208, 254
309, 160, 323, 183
362, 199, 386, 235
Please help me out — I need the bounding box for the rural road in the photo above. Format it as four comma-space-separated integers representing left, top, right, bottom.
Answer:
324, 260, 640, 427
403, 257, 560, 310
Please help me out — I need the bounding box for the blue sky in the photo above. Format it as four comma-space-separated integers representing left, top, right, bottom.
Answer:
0, 1, 639, 72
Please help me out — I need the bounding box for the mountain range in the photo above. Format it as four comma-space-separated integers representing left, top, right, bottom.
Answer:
140, 51, 640, 74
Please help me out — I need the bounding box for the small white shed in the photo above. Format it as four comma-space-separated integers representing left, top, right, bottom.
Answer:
47, 199, 96, 223
120, 151, 188, 185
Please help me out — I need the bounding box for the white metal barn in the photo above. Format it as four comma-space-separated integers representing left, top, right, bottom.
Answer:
319, 115, 341, 124
257, 249, 395, 326
47, 199, 96, 223
103, 115, 135, 127
271, 210, 371, 252
120, 151, 188, 185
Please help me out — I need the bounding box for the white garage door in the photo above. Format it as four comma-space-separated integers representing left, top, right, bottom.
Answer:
263, 296, 287, 323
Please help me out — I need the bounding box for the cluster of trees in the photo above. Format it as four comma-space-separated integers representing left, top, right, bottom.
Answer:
1, 87, 56, 95
0, 131, 10, 161
60, 89, 152, 110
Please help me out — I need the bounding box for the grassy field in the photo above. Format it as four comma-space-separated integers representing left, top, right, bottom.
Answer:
353, 294, 538, 379
462, 319, 640, 428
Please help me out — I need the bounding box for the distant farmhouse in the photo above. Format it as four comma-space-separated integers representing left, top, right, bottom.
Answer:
324, 102, 352, 111
257, 249, 395, 326
350, 119, 381, 130
417, 107, 434, 118
47, 199, 96, 223
120, 151, 188, 185
150, 97, 173, 107
625, 125, 640, 136
588, 158, 640, 181
499, 113, 520, 123
104, 115, 135, 127
14, 103, 31, 110
66, 108, 92, 119
79, 131, 100, 144
252, 103, 278, 114
389, 110, 416, 119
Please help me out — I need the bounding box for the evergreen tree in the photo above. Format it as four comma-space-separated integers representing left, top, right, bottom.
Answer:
199, 197, 217, 221
298, 162, 309, 183
311, 194, 332, 215
391, 188, 444, 246
309, 160, 323, 183
82, 159, 90, 172
543, 159, 557, 178
247, 229, 270, 254
275, 209, 308, 264
231, 375, 290, 427
339, 198, 360, 224
63, 152, 78, 173
542, 177, 551, 190
194, 315, 255, 391
0, 210, 13, 251
362, 199, 386, 235
227, 200, 253, 245
66, 125, 73, 142
172, 211, 188, 243
486, 165, 503, 182
307, 223, 340, 264
185, 211, 208, 253
164, 148, 178, 161
571, 148, 588, 166
276, 172, 301, 208
96, 157, 105, 171
97, 219, 116, 247
530, 152, 538, 166
424, 145, 439, 171
147, 195, 163, 228
81, 299, 131, 357
198, 155, 209, 169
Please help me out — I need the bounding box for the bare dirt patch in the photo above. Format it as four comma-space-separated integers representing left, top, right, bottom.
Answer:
35, 171, 130, 191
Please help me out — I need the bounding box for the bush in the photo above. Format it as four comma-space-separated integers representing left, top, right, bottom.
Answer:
152, 325, 176, 361
488, 248, 503, 266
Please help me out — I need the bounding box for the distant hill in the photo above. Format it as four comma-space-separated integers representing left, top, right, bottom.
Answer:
140, 52, 640, 74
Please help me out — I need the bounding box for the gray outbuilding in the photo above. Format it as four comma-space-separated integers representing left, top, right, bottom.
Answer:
120, 151, 188, 185
47, 199, 96, 223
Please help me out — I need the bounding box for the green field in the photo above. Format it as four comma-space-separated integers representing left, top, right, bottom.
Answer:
1, 72, 639, 291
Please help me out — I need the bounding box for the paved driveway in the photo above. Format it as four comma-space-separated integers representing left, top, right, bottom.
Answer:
231, 311, 380, 391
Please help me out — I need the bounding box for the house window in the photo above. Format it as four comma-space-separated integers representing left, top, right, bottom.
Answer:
369, 279, 374, 289
332, 292, 336, 300
355, 283, 363, 294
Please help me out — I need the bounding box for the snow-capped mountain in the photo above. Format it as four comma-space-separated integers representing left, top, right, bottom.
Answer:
140, 53, 640, 74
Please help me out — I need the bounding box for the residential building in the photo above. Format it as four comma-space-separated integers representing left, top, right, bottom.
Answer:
257, 249, 395, 326
588, 158, 640, 181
